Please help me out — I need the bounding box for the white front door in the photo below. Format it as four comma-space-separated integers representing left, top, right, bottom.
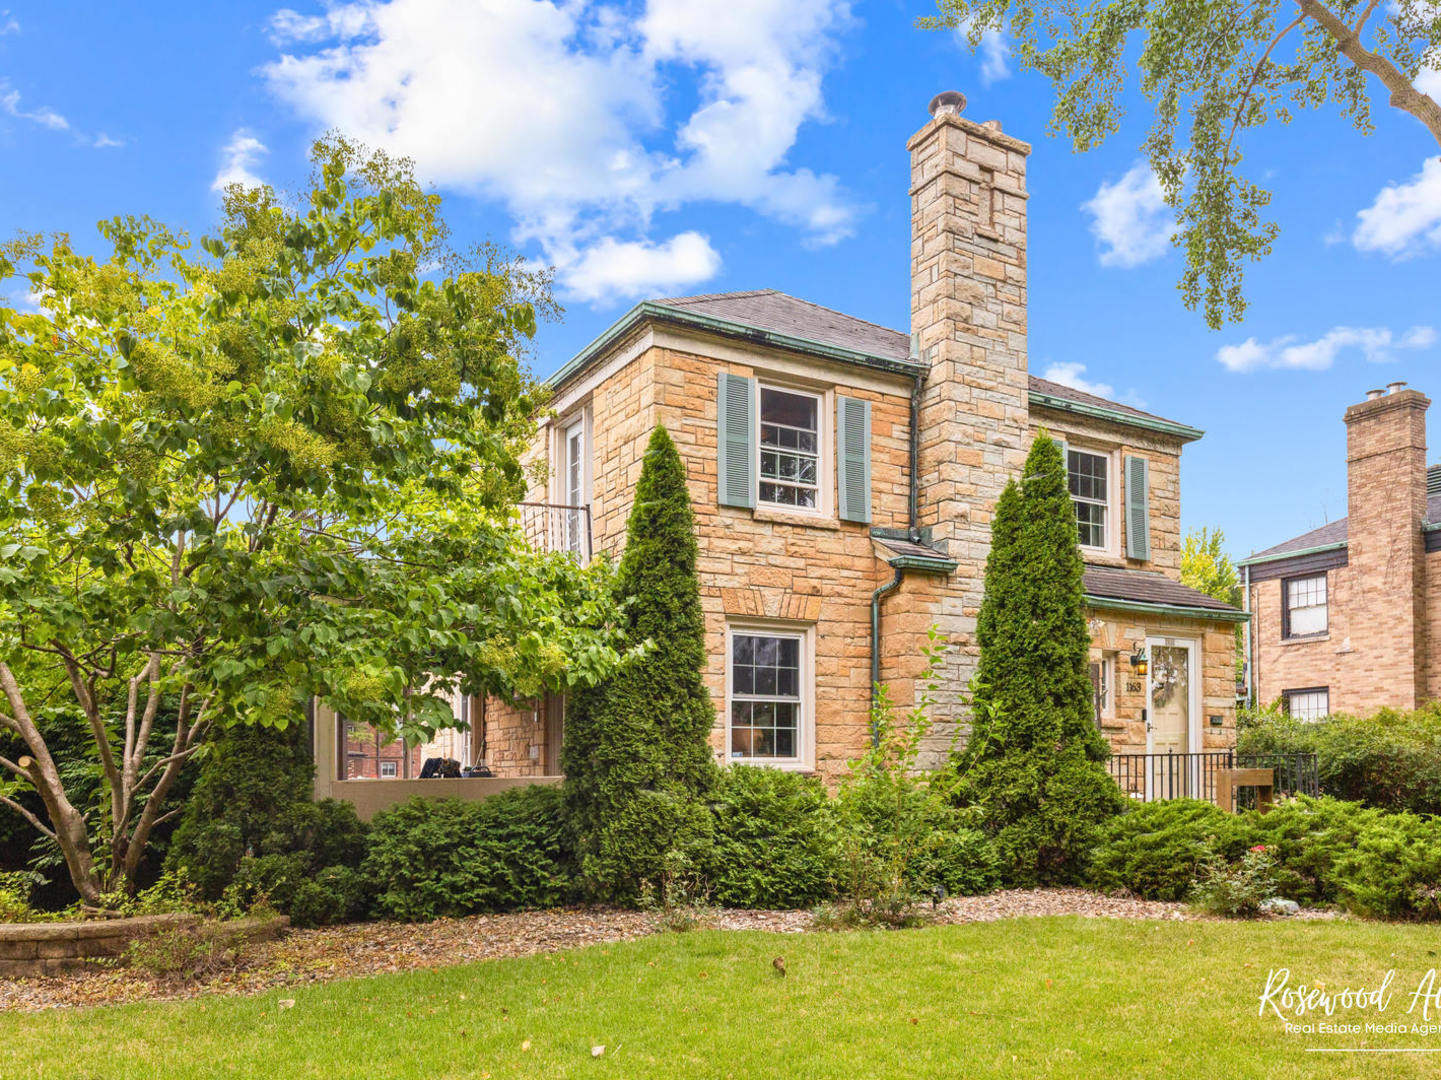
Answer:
1145, 637, 1198, 799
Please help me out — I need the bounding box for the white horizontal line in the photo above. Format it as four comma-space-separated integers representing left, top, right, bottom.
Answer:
1305, 1048, 1441, 1053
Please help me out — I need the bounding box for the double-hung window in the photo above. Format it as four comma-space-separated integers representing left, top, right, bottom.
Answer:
1285, 688, 1329, 722
1282, 574, 1327, 638
758, 387, 820, 510
728, 630, 805, 763
1067, 448, 1109, 550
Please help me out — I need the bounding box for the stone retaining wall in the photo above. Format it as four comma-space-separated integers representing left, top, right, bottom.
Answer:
0, 913, 288, 979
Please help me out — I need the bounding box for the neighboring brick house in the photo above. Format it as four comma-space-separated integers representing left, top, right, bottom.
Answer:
312, 92, 1245, 807
1239, 382, 1439, 720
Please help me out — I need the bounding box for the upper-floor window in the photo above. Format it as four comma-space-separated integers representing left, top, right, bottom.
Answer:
562, 416, 587, 554
758, 387, 820, 510
1285, 687, 1329, 722
1068, 448, 1110, 550
1282, 574, 1327, 638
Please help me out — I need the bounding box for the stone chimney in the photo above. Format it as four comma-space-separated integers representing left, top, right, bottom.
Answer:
906, 91, 1031, 738
1343, 382, 1430, 707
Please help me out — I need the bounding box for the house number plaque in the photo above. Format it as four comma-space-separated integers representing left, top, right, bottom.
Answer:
1125, 679, 1144, 694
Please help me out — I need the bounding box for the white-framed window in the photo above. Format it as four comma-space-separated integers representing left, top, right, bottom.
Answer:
1283, 574, 1327, 638
725, 624, 812, 766
563, 416, 587, 554
758, 386, 822, 510
1067, 448, 1111, 550
1285, 688, 1329, 722
379, 760, 398, 779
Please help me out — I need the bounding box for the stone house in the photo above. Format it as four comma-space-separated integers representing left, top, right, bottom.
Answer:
312, 93, 1245, 814
1240, 382, 1439, 719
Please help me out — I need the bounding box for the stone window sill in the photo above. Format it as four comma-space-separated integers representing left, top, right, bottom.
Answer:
752, 506, 841, 531
1280, 633, 1329, 646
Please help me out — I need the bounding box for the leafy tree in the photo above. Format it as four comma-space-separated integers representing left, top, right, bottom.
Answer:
1181, 526, 1244, 676
561, 425, 717, 902
924, 0, 1441, 326
0, 138, 628, 905
954, 434, 1126, 885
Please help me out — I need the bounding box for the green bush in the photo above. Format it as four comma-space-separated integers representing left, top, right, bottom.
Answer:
1330, 810, 1441, 920
289, 866, 374, 928
562, 426, 717, 903
1243, 796, 1381, 905
1239, 704, 1441, 814
1192, 846, 1278, 918
955, 435, 1126, 886
364, 786, 575, 921
706, 766, 842, 909
1088, 799, 1248, 901
167, 720, 316, 899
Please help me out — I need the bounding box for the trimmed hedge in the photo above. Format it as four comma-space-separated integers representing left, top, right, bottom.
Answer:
706, 766, 842, 909
1087, 799, 1249, 901
363, 787, 576, 921
1239, 705, 1441, 814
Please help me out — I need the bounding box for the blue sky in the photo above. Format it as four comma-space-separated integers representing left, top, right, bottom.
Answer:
2, 0, 1438, 558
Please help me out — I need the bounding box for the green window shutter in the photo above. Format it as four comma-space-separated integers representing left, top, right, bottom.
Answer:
1125, 454, 1150, 562
716, 372, 756, 508
837, 395, 872, 523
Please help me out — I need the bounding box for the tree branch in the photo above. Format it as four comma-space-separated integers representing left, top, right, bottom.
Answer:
1225, 14, 1307, 161
1296, 0, 1441, 144
0, 795, 55, 841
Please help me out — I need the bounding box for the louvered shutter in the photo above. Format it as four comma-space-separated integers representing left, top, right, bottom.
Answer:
1125, 454, 1150, 562
836, 395, 872, 523
716, 372, 756, 508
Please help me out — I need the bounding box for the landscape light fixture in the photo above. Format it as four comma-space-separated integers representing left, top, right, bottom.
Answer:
1129, 646, 1149, 677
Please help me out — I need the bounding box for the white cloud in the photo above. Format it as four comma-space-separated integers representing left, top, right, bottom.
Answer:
1353, 156, 1441, 257
1040, 362, 1114, 400
954, 21, 1010, 85
261, 0, 857, 303
1418, 66, 1441, 101
212, 129, 269, 191
0, 10, 18, 35
89, 133, 124, 149
1216, 324, 1436, 373
1082, 162, 1175, 268
560, 232, 722, 305
1, 86, 68, 131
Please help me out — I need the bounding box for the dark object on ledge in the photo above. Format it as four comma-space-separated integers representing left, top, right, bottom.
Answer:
419, 757, 463, 779
462, 763, 494, 778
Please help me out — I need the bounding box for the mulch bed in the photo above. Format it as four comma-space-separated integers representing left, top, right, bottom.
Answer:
0, 889, 1319, 1013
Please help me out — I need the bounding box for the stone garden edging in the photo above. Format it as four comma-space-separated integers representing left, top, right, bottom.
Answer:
0, 913, 289, 978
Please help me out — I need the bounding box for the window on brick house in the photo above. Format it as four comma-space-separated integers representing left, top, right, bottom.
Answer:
728, 630, 806, 763
1285, 688, 1329, 722
758, 387, 821, 509
1067, 449, 1109, 549
1089, 655, 1114, 729
1282, 574, 1327, 638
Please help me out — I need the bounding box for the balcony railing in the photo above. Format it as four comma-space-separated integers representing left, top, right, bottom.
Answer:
1107, 750, 1319, 807
518, 502, 592, 562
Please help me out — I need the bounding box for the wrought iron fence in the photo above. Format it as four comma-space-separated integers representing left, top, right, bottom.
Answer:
518, 502, 592, 562
1106, 750, 1319, 806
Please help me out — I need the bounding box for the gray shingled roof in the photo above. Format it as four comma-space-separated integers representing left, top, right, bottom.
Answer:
1243, 492, 1441, 564
651, 289, 1194, 433
1082, 564, 1243, 615
873, 535, 952, 562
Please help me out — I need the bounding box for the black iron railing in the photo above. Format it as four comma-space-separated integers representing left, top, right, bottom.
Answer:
518, 502, 592, 562
1106, 750, 1319, 805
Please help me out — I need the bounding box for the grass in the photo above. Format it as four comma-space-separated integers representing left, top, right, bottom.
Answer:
6, 917, 1441, 1078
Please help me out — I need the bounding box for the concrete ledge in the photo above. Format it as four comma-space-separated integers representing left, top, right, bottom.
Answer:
320, 776, 563, 821
0, 913, 287, 979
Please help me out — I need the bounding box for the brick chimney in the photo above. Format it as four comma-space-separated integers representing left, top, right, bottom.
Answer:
905, 91, 1031, 737
1343, 382, 1430, 707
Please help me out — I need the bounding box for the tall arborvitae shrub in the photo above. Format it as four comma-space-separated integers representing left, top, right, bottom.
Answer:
955, 433, 1126, 885
561, 425, 717, 902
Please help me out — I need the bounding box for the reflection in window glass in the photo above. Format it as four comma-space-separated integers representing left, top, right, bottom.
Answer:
759, 388, 820, 509
729, 632, 802, 760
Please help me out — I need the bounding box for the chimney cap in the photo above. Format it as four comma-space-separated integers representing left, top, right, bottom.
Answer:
1366, 388, 1386, 400
928, 91, 967, 118
1388, 380, 1409, 395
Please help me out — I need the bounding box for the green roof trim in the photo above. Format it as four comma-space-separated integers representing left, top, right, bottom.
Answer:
547, 302, 927, 390
1236, 540, 1348, 568
1029, 389, 1204, 443
887, 554, 958, 574
1083, 594, 1250, 623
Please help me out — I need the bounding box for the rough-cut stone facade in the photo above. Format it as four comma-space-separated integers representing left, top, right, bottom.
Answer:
311, 96, 1244, 792
1245, 385, 1437, 716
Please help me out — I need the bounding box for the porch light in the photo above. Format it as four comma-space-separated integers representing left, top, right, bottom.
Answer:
1129, 647, 1148, 677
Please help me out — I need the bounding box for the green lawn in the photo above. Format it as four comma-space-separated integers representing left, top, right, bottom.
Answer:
5, 917, 1441, 1078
